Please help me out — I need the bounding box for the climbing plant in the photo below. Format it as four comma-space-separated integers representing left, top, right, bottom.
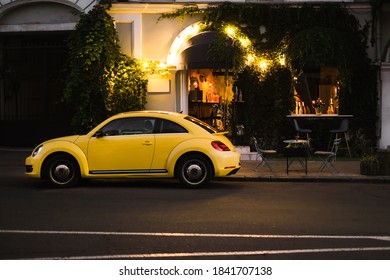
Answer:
161, 2, 378, 152
63, 2, 147, 132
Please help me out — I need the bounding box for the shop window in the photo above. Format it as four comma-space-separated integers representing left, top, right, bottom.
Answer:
294, 67, 338, 114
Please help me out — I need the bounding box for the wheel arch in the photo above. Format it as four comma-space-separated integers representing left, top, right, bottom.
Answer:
41, 152, 80, 180
174, 151, 215, 178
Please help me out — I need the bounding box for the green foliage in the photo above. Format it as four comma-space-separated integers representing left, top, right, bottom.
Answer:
105, 54, 148, 114
360, 155, 380, 175
208, 33, 244, 73
63, 4, 147, 132
237, 66, 294, 148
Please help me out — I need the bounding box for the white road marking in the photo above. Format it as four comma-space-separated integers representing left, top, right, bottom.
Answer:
2, 229, 390, 259
35, 247, 390, 260
1, 229, 390, 242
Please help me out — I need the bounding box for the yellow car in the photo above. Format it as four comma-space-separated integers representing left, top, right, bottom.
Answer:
25, 111, 241, 188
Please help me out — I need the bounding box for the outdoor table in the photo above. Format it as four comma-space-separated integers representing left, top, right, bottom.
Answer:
286, 114, 353, 119
286, 114, 353, 150
283, 139, 309, 175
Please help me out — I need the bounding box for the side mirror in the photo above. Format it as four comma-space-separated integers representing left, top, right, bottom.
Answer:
95, 130, 105, 138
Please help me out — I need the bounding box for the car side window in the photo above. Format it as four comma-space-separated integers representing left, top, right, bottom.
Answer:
98, 117, 155, 136
158, 119, 188, 134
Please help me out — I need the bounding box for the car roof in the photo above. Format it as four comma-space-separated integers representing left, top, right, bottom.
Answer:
114, 110, 184, 118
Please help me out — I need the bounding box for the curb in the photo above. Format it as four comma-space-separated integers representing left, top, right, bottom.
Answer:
217, 175, 390, 184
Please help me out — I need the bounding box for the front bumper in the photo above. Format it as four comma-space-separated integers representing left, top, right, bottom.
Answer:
25, 156, 41, 178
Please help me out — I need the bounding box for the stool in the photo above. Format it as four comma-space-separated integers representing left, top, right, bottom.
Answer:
329, 119, 351, 157
293, 119, 311, 150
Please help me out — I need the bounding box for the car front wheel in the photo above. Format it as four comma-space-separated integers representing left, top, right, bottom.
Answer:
177, 155, 212, 188
44, 155, 80, 187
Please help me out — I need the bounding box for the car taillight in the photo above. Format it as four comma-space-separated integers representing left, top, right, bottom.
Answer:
211, 141, 230, 151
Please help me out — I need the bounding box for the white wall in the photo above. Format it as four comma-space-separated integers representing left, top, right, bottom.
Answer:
380, 64, 390, 149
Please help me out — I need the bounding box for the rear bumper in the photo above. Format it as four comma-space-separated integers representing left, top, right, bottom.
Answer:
214, 151, 241, 177
227, 167, 240, 176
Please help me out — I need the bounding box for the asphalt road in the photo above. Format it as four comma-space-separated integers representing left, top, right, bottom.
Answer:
1, 149, 390, 260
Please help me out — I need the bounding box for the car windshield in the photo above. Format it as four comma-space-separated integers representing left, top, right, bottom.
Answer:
184, 116, 218, 134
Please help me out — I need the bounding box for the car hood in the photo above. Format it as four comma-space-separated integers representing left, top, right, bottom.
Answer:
43, 135, 80, 144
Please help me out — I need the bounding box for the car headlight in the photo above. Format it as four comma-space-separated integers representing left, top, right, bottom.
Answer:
32, 145, 43, 157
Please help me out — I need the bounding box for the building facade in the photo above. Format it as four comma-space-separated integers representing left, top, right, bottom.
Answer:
0, 0, 389, 149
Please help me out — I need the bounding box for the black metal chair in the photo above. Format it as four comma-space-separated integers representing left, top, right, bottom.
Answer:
328, 119, 351, 157
314, 138, 341, 172
293, 119, 311, 150
251, 137, 277, 171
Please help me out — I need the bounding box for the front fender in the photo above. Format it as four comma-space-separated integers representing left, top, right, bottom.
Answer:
34, 141, 89, 178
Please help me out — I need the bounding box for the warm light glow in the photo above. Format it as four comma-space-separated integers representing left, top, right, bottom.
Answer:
279, 55, 286, 66
225, 26, 236, 37
159, 62, 166, 69
167, 22, 282, 74
141, 60, 169, 77
239, 37, 251, 48
246, 54, 255, 65
167, 22, 205, 67
259, 60, 268, 71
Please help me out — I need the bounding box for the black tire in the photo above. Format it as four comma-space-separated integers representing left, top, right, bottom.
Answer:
177, 154, 212, 188
44, 155, 80, 187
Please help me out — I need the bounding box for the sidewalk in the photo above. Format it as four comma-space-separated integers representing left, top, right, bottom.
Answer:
226, 158, 390, 183
1, 146, 390, 183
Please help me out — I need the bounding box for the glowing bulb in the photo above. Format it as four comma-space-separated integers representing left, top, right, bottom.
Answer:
260, 60, 267, 70
279, 55, 286, 66
159, 62, 166, 69
225, 26, 236, 37
246, 54, 255, 65
239, 37, 251, 48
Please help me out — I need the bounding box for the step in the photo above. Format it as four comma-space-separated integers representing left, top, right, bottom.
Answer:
235, 146, 258, 161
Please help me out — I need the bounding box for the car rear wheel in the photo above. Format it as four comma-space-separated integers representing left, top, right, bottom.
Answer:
177, 154, 212, 188
44, 155, 80, 187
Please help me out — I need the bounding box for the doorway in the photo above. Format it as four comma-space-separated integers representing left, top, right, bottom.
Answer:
0, 32, 72, 146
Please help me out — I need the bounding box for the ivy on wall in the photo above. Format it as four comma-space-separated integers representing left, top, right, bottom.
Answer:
63, 2, 147, 132
161, 2, 378, 153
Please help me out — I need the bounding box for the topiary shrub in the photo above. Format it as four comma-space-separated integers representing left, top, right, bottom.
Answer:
360, 155, 380, 176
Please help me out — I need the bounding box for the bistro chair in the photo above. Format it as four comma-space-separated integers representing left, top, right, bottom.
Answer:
314, 138, 341, 172
293, 119, 312, 150
328, 118, 351, 157
251, 137, 277, 171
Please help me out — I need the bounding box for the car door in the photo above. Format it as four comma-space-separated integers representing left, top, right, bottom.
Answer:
150, 118, 189, 170
87, 117, 155, 174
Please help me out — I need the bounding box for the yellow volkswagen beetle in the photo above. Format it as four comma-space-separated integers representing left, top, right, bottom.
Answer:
25, 111, 241, 188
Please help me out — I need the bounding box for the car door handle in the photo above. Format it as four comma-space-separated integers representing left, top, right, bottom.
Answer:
142, 141, 153, 146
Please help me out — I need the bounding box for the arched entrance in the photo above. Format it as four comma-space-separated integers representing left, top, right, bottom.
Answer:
168, 24, 235, 132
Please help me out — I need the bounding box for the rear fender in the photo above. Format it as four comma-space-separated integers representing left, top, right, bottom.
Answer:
166, 138, 215, 175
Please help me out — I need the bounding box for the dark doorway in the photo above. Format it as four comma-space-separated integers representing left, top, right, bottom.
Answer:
0, 32, 72, 147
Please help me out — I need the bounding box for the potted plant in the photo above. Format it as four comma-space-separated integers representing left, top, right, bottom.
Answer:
312, 98, 325, 115
282, 142, 309, 157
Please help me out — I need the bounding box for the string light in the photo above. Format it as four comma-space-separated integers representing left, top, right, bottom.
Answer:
141, 60, 170, 77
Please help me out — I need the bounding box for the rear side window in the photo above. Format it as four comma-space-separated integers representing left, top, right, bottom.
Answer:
184, 116, 218, 134
158, 119, 188, 134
